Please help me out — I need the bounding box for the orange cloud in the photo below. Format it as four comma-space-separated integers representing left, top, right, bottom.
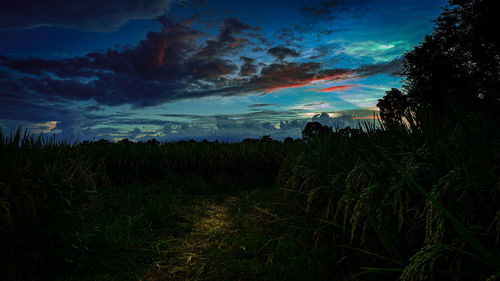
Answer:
317, 85, 359, 92
262, 82, 310, 93
246, 62, 354, 93
230, 37, 246, 48
31, 121, 58, 130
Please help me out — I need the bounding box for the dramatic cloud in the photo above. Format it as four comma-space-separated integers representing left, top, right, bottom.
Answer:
1, 24, 394, 115
185, 58, 238, 79
0, 0, 174, 32
1, 0, 412, 143
1, 16, 248, 108
194, 17, 258, 58
227, 62, 355, 93
273, 27, 305, 46
267, 46, 301, 61
239, 57, 258, 76
318, 85, 359, 92
309, 45, 331, 60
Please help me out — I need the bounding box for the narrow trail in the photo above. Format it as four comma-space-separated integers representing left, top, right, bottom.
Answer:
143, 196, 241, 281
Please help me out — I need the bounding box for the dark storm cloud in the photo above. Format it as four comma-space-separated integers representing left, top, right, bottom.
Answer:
273, 27, 304, 46
0, 16, 244, 108
1, 11, 398, 120
218, 18, 259, 41
309, 45, 331, 60
301, 0, 347, 20
239, 57, 258, 76
257, 62, 320, 89
195, 17, 259, 58
176, 61, 352, 96
14, 71, 188, 108
0, 0, 174, 32
2, 56, 96, 78
300, 0, 366, 21
185, 58, 238, 79
224, 62, 323, 93
3, 15, 202, 80
267, 46, 301, 61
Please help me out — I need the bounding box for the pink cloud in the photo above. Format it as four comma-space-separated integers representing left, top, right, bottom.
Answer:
317, 85, 359, 92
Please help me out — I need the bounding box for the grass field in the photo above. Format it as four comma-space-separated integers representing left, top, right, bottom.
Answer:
1, 104, 500, 280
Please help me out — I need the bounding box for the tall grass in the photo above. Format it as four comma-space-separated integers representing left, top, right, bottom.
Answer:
1, 100, 499, 280
85, 140, 284, 187
276, 103, 500, 280
0, 130, 284, 280
0, 128, 108, 280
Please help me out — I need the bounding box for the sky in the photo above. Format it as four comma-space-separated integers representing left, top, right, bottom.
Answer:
0, 0, 449, 141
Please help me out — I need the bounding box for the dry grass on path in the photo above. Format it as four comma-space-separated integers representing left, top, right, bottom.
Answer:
143, 195, 252, 281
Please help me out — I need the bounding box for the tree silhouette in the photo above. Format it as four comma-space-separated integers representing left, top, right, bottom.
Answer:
302, 121, 332, 140
259, 135, 273, 142
242, 138, 258, 143
403, 0, 499, 112
117, 138, 134, 144
337, 126, 361, 137
377, 88, 409, 125
145, 138, 160, 145
378, 0, 500, 122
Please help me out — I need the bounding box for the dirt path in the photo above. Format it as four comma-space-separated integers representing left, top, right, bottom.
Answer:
143, 196, 241, 281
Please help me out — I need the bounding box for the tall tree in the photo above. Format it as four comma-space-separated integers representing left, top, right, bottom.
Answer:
377, 88, 409, 126
404, 0, 500, 109
302, 122, 332, 140
378, 0, 500, 123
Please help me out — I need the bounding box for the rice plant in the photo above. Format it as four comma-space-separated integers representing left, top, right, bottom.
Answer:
276, 102, 500, 280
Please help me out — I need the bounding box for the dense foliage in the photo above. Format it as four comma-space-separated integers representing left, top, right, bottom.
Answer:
277, 103, 500, 280
378, 0, 500, 122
